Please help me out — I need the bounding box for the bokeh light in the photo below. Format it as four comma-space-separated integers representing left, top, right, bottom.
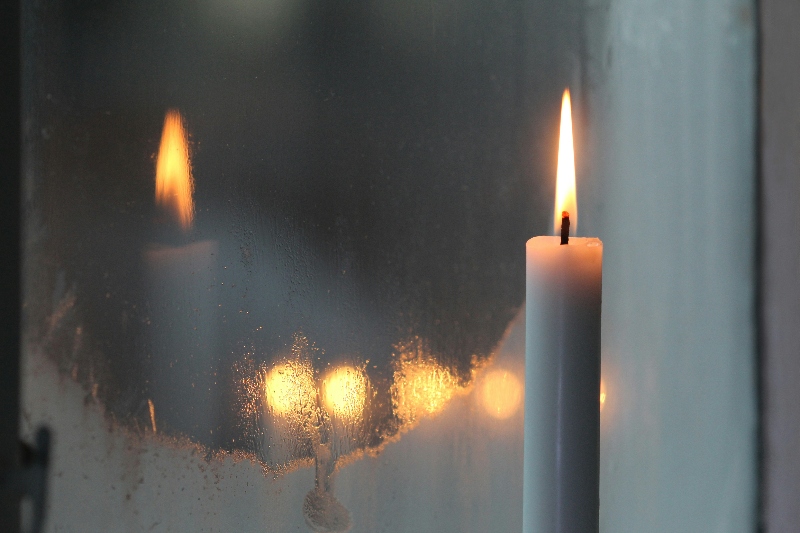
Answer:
392, 356, 459, 424
264, 360, 317, 418
322, 366, 367, 422
481, 369, 522, 420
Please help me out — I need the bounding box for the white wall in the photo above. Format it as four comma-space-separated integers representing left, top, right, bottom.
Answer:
584, 0, 758, 531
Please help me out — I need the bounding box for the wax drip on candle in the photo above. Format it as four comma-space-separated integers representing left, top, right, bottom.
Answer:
560, 211, 570, 245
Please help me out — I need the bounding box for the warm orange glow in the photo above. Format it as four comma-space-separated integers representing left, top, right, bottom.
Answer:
264, 360, 317, 418
600, 379, 606, 412
155, 109, 194, 230
554, 89, 577, 234
392, 357, 459, 424
481, 369, 522, 419
148, 399, 157, 433
322, 366, 367, 421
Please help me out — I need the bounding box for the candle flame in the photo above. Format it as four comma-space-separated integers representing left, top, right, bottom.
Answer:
554, 89, 577, 234
322, 366, 368, 422
155, 109, 194, 230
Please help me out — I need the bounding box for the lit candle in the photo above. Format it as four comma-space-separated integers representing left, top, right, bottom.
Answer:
144, 110, 220, 443
303, 365, 367, 533
523, 89, 602, 533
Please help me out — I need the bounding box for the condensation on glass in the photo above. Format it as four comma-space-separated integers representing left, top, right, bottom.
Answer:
20, 0, 585, 531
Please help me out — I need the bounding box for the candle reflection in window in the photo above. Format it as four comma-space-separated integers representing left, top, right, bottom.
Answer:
600, 380, 606, 412
391, 339, 462, 426
322, 366, 368, 422
154, 109, 194, 230
264, 360, 318, 420
481, 369, 522, 420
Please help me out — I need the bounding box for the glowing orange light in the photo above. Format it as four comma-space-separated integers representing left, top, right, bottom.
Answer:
392, 357, 459, 424
155, 109, 194, 230
554, 89, 577, 234
600, 379, 606, 412
264, 360, 317, 418
322, 366, 367, 421
481, 369, 522, 420
148, 399, 157, 433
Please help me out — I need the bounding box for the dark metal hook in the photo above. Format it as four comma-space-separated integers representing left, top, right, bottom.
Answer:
2, 427, 50, 533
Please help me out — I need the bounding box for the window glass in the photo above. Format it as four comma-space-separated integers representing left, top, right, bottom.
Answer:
21, 1, 580, 530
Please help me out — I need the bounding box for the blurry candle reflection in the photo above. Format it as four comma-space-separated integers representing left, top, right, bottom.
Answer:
481, 369, 522, 420
155, 110, 194, 230
144, 109, 220, 445
600, 379, 606, 412
322, 366, 367, 422
304, 364, 367, 533
265, 360, 318, 419
391, 349, 460, 425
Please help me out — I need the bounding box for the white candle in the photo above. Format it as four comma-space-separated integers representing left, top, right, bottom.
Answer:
144, 110, 220, 443
144, 239, 219, 440
523, 90, 602, 533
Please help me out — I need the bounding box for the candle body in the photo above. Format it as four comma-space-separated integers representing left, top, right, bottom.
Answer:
144, 240, 220, 444
523, 236, 602, 533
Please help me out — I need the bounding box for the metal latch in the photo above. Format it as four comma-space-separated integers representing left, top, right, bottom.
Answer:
2, 427, 50, 533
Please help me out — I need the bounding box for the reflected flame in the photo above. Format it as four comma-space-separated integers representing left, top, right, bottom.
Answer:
322, 366, 367, 422
554, 88, 577, 234
600, 379, 606, 412
481, 369, 522, 420
155, 109, 194, 230
392, 355, 459, 424
265, 360, 317, 418
148, 399, 157, 434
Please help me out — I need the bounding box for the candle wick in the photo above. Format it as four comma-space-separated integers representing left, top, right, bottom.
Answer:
560, 211, 570, 245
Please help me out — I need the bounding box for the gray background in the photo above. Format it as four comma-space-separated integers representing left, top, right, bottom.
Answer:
761, 0, 800, 530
